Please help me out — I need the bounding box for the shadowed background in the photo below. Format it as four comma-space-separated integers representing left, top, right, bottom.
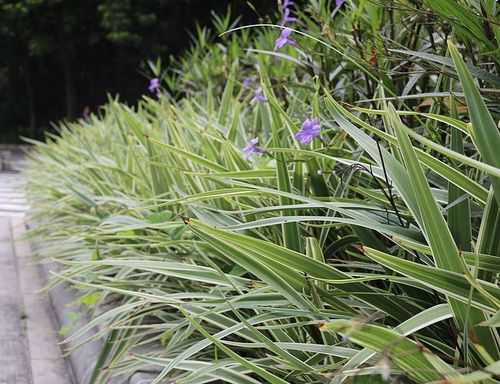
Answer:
0, 0, 274, 143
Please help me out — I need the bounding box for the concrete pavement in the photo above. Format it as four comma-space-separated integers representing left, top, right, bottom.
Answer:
0, 160, 157, 384
0, 172, 74, 384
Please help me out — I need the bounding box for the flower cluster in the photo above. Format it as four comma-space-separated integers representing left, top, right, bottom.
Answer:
243, 118, 321, 160
244, 1, 302, 109
242, 1, 343, 158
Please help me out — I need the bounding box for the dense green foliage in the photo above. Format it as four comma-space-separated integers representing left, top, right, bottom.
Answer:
25, 0, 500, 383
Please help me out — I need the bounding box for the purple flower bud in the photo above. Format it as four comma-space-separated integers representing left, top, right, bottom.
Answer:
336, 0, 345, 8
251, 87, 267, 104
242, 77, 254, 88
243, 138, 264, 160
280, 7, 297, 25
148, 78, 160, 93
282, 0, 293, 8
295, 118, 321, 145
274, 28, 297, 50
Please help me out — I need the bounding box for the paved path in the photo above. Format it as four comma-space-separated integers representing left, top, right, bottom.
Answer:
0, 172, 74, 384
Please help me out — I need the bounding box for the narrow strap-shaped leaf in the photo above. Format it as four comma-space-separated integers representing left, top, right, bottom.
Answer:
387, 104, 463, 272
261, 73, 302, 252
325, 96, 489, 203
476, 188, 500, 281
448, 95, 471, 252
189, 219, 416, 321
188, 220, 320, 314
449, 41, 500, 208
321, 319, 445, 383
329, 304, 453, 384
179, 307, 290, 384
363, 247, 500, 313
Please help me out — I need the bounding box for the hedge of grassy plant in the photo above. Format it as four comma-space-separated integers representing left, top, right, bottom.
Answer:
25, 1, 500, 383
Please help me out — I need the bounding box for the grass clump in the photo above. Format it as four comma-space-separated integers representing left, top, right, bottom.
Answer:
25, 1, 500, 383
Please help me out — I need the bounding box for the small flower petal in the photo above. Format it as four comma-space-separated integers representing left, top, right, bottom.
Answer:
148, 78, 160, 93
242, 77, 254, 88
274, 27, 296, 50
250, 87, 267, 104
280, 7, 297, 25
294, 118, 321, 145
243, 138, 264, 160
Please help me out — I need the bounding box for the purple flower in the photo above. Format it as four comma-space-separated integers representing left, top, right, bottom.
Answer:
243, 138, 264, 160
335, 0, 345, 8
274, 28, 297, 50
280, 0, 296, 25
242, 77, 254, 88
295, 118, 321, 145
148, 78, 160, 93
251, 87, 267, 104
280, 7, 297, 25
